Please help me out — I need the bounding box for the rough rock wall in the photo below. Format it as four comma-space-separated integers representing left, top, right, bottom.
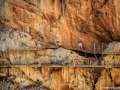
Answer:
104, 41, 120, 52
1, 0, 120, 51
0, 48, 87, 65
103, 54, 120, 65
0, 0, 106, 52
0, 0, 120, 90
0, 67, 120, 90
96, 68, 120, 90
0, 67, 100, 90
102, 42, 120, 65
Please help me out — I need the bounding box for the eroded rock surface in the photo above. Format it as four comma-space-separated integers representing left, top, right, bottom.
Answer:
0, 67, 101, 90
102, 42, 120, 65
96, 68, 120, 90
104, 41, 120, 52
0, 47, 91, 65
0, 0, 120, 90
0, 67, 120, 90
0, 29, 36, 51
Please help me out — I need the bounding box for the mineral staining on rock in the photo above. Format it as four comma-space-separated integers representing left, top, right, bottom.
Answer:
102, 42, 120, 65
0, 67, 120, 90
0, 29, 36, 51
0, 67, 100, 90
0, 0, 101, 52
0, 47, 89, 65
0, 0, 120, 90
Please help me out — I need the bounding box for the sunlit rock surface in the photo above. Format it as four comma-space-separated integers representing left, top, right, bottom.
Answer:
104, 41, 120, 52
0, 67, 119, 90
0, 29, 36, 51
1, 0, 120, 51
0, 0, 103, 52
96, 68, 120, 90
0, 0, 120, 90
0, 48, 88, 65
102, 42, 120, 65
0, 67, 101, 90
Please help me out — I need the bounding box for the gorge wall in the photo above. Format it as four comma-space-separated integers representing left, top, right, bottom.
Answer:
0, 0, 120, 90
0, 67, 120, 90
1, 0, 120, 50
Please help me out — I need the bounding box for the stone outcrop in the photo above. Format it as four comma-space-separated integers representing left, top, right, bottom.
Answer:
102, 42, 120, 65
0, 67, 101, 90
104, 41, 120, 52
0, 29, 36, 51
1, 0, 120, 51
0, 0, 103, 52
0, 47, 92, 65
96, 68, 120, 90
0, 0, 120, 90
0, 67, 119, 90
0, 0, 120, 46
103, 54, 120, 65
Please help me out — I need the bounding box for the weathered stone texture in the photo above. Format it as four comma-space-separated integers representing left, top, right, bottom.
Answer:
0, 0, 120, 90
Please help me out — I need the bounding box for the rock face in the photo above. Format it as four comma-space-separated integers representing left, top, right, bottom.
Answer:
103, 54, 120, 65
0, 47, 89, 65
95, 68, 120, 90
0, 0, 104, 52
102, 42, 120, 65
104, 41, 120, 52
0, 67, 100, 90
0, 29, 36, 51
0, 0, 120, 90
0, 67, 120, 90
1, 0, 120, 51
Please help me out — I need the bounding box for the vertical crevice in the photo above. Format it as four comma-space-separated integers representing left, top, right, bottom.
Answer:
58, 0, 63, 20
37, 0, 41, 8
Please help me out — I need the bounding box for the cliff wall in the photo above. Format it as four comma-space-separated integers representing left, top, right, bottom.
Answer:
0, 0, 120, 90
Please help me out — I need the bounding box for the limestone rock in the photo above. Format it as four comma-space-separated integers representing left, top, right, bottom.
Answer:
0, 67, 100, 90
0, 47, 87, 65
103, 41, 120, 65
104, 41, 120, 52
0, 0, 120, 90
